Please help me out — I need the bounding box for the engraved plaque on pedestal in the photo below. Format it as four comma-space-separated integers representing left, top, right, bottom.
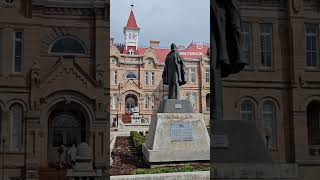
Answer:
143, 101, 210, 163
174, 103, 182, 109
170, 123, 193, 142
213, 134, 229, 148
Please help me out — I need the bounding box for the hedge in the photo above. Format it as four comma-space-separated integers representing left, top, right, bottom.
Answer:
134, 165, 209, 174
130, 131, 146, 153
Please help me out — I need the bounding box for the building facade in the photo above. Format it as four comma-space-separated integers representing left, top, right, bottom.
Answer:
111, 1, 320, 179
220, 0, 320, 179
110, 9, 210, 133
0, 0, 109, 179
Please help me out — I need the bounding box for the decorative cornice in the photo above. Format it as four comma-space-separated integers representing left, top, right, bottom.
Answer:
36, 7, 95, 16
32, 0, 105, 9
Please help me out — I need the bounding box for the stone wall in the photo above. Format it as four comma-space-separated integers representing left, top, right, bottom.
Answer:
212, 163, 298, 180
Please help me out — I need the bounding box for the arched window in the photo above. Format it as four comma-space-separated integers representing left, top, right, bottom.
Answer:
185, 93, 190, 101
307, 100, 320, 145
10, 104, 23, 150
125, 72, 137, 80
145, 72, 149, 86
111, 57, 118, 64
113, 95, 118, 110
151, 95, 155, 110
50, 37, 86, 55
146, 58, 154, 65
151, 72, 155, 86
241, 100, 255, 121
145, 95, 150, 109
262, 101, 276, 147
191, 93, 197, 110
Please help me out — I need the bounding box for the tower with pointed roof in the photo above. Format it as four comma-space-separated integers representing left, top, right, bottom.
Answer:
124, 4, 140, 53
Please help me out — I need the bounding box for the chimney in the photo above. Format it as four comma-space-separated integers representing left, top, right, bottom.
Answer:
177, 45, 186, 50
150, 40, 160, 48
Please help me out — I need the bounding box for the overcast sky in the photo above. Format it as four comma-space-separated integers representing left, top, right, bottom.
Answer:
110, 0, 209, 48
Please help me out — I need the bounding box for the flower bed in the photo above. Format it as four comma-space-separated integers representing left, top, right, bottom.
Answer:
110, 136, 209, 176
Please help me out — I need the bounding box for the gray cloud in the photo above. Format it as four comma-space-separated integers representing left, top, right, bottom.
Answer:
110, 0, 210, 48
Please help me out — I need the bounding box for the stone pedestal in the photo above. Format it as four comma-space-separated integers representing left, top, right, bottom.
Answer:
212, 163, 298, 180
212, 120, 272, 163
142, 100, 210, 164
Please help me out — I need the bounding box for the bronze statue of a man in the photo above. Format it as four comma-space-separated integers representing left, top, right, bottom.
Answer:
211, 0, 247, 77
210, 0, 246, 123
162, 43, 187, 99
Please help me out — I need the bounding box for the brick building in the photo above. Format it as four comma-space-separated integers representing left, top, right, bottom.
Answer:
110, 8, 210, 133
0, 0, 109, 179
111, 1, 320, 179
220, 0, 320, 179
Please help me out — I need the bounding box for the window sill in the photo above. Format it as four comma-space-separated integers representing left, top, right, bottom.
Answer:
243, 66, 255, 71
258, 67, 274, 72
10, 73, 24, 77
305, 67, 320, 72
267, 146, 278, 152
6, 149, 25, 154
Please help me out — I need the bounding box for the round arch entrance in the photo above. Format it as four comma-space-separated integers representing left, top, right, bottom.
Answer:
47, 101, 89, 163
125, 94, 138, 113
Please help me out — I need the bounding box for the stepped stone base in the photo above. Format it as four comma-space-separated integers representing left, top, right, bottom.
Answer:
212, 163, 298, 180
142, 100, 210, 164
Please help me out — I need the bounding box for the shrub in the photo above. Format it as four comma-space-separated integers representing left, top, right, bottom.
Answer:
130, 131, 146, 153
179, 165, 194, 172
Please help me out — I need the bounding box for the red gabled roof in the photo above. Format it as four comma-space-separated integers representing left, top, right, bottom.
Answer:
115, 43, 209, 64
138, 48, 171, 64
180, 43, 209, 60
126, 10, 139, 29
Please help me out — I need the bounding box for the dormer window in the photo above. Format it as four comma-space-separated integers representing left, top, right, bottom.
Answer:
128, 49, 135, 55
125, 72, 137, 80
111, 57, 117, 63
146, 58, 155, 65
49, 36, 86, 55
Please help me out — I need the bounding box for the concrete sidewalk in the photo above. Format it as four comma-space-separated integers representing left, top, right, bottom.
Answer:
110, 171, 210, 180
